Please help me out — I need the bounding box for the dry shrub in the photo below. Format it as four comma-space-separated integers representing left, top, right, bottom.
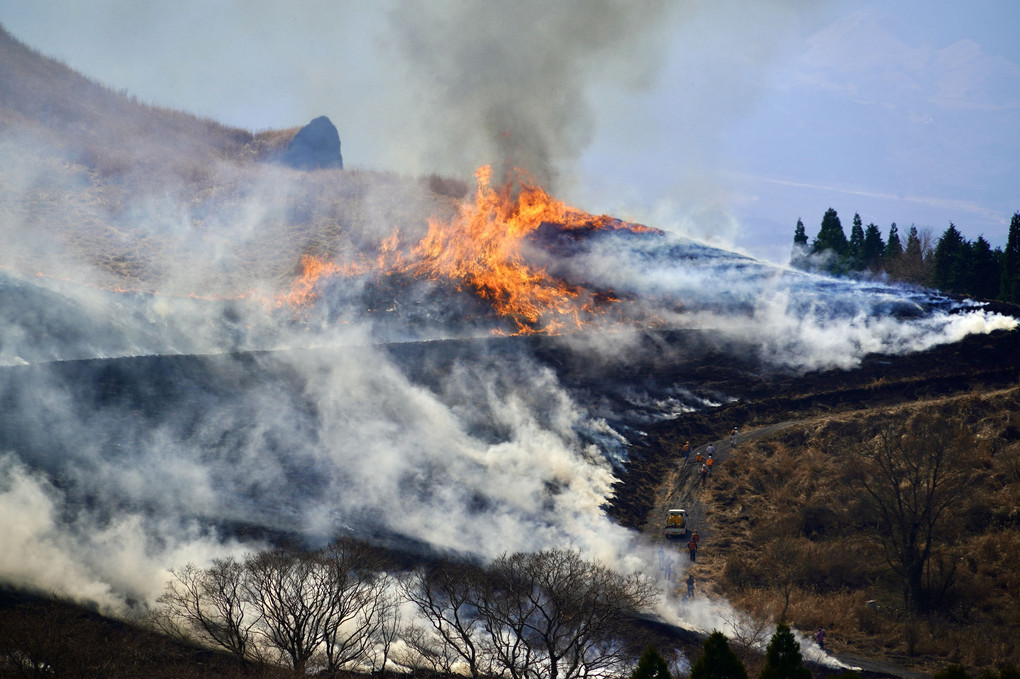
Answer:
796, 541, 872, 591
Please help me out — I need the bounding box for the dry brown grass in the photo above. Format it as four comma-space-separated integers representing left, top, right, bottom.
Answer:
694, 387, 1020, 674
1, 25, 469, 297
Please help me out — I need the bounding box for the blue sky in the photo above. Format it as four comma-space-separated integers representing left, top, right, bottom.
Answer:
2, 0, 1018, 263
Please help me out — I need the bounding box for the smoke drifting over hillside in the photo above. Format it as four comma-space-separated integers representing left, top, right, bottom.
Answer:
1, 202, 1015, 619
0, 10, 1017, 642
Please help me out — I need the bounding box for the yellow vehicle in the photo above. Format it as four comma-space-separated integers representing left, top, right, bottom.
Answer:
664, 509, 688, 539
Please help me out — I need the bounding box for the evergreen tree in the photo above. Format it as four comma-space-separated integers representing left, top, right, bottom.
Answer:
759, 624, 811, 679
933, 223, 969, 293
900, 225, 928, 285
970, 236, 1002, 300
862, 222, 886, 270
631, 646, 672, 679
791, 218, 809, 269
848, 213, 865, 269
885, 223, 903, 262
812, 208, 848, 256
793, 218, 808, 247
1001, 212, 1020, 303
691, 631, 748, 679
812, 208, 849, 273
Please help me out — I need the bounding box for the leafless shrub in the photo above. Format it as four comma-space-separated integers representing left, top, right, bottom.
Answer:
400, 560, 490, 679
845, 414, 972, 613
477, 549, 660, 679
152, 557, 263, 664
153, 537, 396, 676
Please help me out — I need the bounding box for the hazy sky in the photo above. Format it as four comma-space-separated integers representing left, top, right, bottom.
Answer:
2, 0, 1018, 263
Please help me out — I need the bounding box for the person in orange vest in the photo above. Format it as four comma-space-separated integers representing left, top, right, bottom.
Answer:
687, 538, 697, 561
705, 455, 714, 475
695, 451, 704, 465
682, 441, 691, 464
699, 464, 708, 485
691, 530, 700, 545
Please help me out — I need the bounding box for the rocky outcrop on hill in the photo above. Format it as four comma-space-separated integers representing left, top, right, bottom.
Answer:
281, 115, 343, 170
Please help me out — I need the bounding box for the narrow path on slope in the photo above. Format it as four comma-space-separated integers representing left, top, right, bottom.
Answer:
638, 384, 1020, 679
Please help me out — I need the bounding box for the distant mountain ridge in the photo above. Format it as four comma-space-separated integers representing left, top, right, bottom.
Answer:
0, 23, 453, 297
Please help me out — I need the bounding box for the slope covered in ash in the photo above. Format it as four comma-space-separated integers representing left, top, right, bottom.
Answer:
2, 251, 1017, 617
2, 22, 1018, 648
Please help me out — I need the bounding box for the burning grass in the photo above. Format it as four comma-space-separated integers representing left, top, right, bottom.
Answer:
275, 164, 659, 334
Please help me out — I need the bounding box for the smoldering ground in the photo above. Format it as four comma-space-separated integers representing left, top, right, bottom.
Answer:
1, 3, 1017, 640
2, 221, 1016, 620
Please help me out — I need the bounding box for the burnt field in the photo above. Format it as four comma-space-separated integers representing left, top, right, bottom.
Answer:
607, 303, 1020, 531
3, 307, 1017, 544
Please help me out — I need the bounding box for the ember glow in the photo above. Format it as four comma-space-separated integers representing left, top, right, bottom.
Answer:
278, 165, 658, 334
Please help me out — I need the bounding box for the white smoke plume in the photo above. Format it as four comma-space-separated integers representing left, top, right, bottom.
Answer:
0, 5, 1016, 647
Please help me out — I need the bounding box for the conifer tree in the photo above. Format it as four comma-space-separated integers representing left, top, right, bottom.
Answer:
790, 218, 810, 269
933, 224, 968, 293
862, 222, 886, 270
885, 223, 902, 262
631, 646, 672, 679
900, 225, 928, 285
812, 208, 848, 256
793, 218, 808, 248
759, 623, 811, 679
811, 208, 849, 274
691, 631, 747, 679
1001, 212, 1020, 303
848, 213, 865, 269
970, 236, 1002, 300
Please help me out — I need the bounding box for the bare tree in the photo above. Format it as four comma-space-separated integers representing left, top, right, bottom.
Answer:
317, 537, 390, 674
477, 550, 659, 679
720, 608, 774, 655
243, 548, 333, 675
401, 560, 490, 679
846, 414, 971, 612
758, 538, 805, 623
395, 622, 462, 677
153, 558, 263, 664
372, 582, 404, 677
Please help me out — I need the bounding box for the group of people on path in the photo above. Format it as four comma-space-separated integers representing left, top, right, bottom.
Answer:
685, 427, 741, 484
666, 428, 743, 604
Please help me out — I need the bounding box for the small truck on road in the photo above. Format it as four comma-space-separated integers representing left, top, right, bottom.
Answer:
664, 509, 689, 539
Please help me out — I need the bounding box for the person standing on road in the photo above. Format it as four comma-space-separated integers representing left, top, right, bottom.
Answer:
686, 573, 695, 597
683, 441, 691, 465
731, 427, 739, 447
663, 551, 673, 581
706, 443, 715, 458
816, 627, 825, 650
687, 538, 697, 561
706, 455, 714, 476
699, 464, 708, 485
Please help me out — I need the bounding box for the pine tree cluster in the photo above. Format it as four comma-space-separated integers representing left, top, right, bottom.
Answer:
790, 210, 1020, 303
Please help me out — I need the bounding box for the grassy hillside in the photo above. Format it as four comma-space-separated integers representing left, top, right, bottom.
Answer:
624, 326, 1020, 676
0, 24, 459, 297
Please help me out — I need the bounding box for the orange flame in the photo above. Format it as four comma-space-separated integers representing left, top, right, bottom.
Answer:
278, 166, 658, 334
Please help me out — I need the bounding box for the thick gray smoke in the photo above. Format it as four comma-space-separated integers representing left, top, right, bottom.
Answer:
383, 1, 674, 189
